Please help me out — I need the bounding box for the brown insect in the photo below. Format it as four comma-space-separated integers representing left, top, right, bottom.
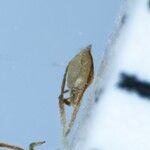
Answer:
59, 45, 94, 137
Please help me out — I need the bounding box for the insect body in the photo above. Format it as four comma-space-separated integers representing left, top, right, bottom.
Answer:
59, 45, 94, 137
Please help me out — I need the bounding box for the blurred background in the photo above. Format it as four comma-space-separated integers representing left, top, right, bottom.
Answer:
0, 0, 122, 149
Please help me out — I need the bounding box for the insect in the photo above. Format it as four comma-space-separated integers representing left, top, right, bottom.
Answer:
0, 141, 45, 150
59, 45, 94, 137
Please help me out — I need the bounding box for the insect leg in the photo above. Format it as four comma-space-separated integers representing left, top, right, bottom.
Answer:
65, 93, 83, 136
59, 97, 67, 136
59, 65, 69, 135
63, 98, 71, 106
63, 89, 69, 93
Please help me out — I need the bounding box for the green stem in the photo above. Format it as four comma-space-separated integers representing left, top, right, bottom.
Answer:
29, 141, 45, 150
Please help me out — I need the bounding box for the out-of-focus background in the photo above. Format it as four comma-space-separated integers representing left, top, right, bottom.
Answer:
0, 0, 122, 149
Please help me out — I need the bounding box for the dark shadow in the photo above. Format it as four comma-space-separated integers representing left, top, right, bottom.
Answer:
117, 72, 150, 99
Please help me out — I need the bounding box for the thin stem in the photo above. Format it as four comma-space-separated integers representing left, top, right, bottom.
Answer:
0, 143, 24, 150
29, 141, 45, 150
